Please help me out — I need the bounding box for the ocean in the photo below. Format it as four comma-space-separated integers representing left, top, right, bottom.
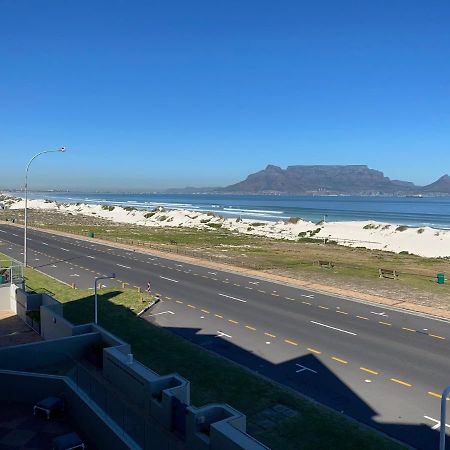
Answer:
19, 192, 450, 229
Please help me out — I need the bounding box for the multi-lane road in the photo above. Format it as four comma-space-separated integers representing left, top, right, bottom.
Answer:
1, 222, 449, 449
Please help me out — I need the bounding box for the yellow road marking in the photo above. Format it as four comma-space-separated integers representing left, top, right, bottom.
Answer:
245, 325, 256, 331
428, 391, 442, 399
307, 347, 321, 355
390, 378, 412, 387
284, 339, 298, 346
228, 319, 239, 324
175, 300, 183, 304
264, 332, 276, 338
302, 301, 311, 305
402, 327, 416, 332
187, 304, 196, 309
332, 357, 348, 364
356, 315, 369, 321
379, 321, 392, 326
336, 310, 348, 315
318, 306, 329, 310
214, 314, 223, 319
360, 367, 379, 375
201, 309, 210, 314
429, 334, 445, 340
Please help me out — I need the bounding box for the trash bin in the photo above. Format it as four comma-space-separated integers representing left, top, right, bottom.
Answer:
0, 275, 4, 284
88, 232, 95, 238
437, 273, 445, 284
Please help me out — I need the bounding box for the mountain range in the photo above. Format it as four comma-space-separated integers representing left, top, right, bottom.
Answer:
167, 165, 450, 195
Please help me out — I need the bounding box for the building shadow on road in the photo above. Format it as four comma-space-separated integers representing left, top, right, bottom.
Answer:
58, 293, 445, 450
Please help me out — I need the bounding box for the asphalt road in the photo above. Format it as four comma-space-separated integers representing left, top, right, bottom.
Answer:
1, 222, 449, 449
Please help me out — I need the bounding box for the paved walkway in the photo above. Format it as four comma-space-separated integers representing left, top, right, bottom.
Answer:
0, 311, 41, 347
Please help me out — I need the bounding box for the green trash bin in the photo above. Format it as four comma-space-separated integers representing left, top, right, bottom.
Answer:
437, 273, 445, 284
88, 232, 95, 238
0, 275, 4, 284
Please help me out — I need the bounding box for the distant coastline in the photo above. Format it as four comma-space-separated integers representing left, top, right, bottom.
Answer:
2, 192, 450, 258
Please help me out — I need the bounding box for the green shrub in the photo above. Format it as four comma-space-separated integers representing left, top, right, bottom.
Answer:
251, 222, 265, 227
144, 212, 156, 219
200, 218, 211, 223
287, 217, 302, 224
382, 224, 391, 230
158, 215, 168, 221
101, 205, 115, 212
298, 231, 307, 237
396, 225, 408, 232
124, 206, 137, 212
417, 228, 424, 234
207, 223, 222, 229
363, 223, 378, 230
309, 227, 322, 237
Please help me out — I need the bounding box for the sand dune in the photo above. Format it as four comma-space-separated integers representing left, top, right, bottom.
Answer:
6, 196, 450, 258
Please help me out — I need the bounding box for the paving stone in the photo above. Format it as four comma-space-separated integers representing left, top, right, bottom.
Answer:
0, 430, 35, 447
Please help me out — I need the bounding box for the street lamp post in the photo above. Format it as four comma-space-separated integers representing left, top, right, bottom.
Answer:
94, 274, 116, 325
24, 147, 66, 268
440, 386, 450, 450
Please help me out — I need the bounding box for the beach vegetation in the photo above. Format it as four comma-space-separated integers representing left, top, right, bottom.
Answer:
247, 227, 254, 231
200, 218, 211, 223
286, 217, 302, 224
309, 227, 322, 236
315, 219, 325, 225
101, 205, 115, 212
298, 231, 307, 237
144, 212, 156, 219
124, 206, 137, 212
417, 228, 425, 234
251, 222, 266, 227
207, 223, 222, 229
158, 215, 168, 221
396, 225, 408, 232
363, 223, 379, 230
381, 224, 391, 230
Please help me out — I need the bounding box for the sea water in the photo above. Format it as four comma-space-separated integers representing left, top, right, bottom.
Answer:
19, 192, 450, 229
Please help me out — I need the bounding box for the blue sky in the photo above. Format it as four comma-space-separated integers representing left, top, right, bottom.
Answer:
1, 0, 449, 190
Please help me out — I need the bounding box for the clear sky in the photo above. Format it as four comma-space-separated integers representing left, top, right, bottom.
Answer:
1, 0, 449, 191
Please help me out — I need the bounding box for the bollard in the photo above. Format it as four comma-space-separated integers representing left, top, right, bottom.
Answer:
137, 286, 141, 293
71, 282, 76, 289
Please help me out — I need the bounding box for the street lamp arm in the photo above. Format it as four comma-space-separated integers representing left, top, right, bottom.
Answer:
25, 148, 66, 186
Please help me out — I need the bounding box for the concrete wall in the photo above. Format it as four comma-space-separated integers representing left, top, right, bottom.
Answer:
0, 285, 9, 310
0, 332, 101, 372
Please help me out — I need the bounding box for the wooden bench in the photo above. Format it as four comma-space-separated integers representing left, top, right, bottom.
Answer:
316, 260, 335, 269
379, 268, 398, 279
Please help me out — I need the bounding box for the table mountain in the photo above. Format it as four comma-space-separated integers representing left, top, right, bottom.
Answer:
221, 165, 441, 195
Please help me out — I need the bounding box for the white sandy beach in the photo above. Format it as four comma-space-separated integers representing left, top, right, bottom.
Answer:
3, 195, 450, 258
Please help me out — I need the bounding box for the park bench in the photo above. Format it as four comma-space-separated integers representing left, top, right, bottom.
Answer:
379, 268, 398, 279
316, 260, 335, 269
